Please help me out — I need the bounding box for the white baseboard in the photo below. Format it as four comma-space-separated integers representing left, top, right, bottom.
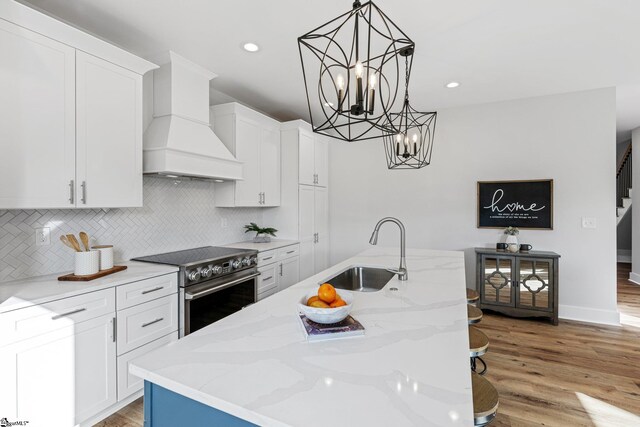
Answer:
629, 272, 640, 285
617, 249, 632, 263
559, 304, 620, 326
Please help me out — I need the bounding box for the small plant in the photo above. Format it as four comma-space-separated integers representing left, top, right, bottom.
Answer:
244, 222, 278, 237
504, 226, 519, 236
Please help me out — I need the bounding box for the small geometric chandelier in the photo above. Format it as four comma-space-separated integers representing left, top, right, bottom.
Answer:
298, 1, 415, 142
382, 56, 437, 169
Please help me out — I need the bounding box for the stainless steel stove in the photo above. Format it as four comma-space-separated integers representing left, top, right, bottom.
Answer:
133, 246, 259, 336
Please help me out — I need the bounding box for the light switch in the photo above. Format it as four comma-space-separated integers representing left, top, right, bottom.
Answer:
581, 217, 597, 229
36, 227, 51, 246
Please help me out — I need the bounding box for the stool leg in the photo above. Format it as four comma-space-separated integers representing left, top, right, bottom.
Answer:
476, 357, 487, 375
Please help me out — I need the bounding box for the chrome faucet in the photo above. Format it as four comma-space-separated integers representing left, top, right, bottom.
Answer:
368, 217, 408, 281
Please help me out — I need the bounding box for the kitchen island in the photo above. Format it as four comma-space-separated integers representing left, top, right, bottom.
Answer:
130, 247, 473, 426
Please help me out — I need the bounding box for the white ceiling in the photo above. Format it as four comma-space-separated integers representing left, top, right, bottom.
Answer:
21, 0, 640, 142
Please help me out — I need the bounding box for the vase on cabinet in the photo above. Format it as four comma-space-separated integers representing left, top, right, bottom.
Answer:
505, 235, 519, 253
253, 234, 271, 243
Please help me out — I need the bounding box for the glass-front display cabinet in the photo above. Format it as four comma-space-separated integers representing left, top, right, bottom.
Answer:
475, 248, 560, 325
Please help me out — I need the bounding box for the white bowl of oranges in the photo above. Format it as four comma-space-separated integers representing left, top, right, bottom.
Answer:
298, 283, 353, 324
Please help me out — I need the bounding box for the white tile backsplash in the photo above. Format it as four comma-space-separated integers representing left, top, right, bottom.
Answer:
0, 177, 262, 282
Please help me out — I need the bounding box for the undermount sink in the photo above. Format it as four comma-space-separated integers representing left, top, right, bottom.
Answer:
322, 266, 395, 292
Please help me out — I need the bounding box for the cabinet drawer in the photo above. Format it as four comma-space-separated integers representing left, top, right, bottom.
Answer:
116, 273, 178, 310
258, 249, 278, 266
117, 331, 178, 401
277, 244, 300, 260
1, 288, 115, 346
257, 264, 278, 294
257, 286, 278, 301
117, 295, 178, 355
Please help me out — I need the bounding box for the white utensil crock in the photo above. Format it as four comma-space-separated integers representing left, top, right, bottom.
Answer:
93, 246, 114, 270
74, 251, 100, 276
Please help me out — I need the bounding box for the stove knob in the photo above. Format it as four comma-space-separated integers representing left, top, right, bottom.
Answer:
212, 265, 222, 275
242, 257, 251, 267
187, 270, 201, 282
200, 266, 212, 278
250, 256, 258, 265
232, 259, 241, 269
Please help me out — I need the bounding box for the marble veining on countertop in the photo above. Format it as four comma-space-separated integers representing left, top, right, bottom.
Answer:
0, 261, 178, 314
130, 247, 473, 426
223, 239, 300, 252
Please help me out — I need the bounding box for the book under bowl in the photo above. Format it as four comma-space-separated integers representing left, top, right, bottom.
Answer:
298, 314, 365, 341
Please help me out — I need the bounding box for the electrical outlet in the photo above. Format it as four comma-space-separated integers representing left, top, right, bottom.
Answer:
581, 217, 597, 229
35, 227, 51, 246
220, 218, 228, 229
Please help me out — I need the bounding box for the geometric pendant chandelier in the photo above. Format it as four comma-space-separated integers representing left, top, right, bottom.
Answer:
298, 1, 416, 142
382, 56, 437, 169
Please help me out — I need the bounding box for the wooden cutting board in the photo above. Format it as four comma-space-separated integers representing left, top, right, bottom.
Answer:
58, 265, 127, 282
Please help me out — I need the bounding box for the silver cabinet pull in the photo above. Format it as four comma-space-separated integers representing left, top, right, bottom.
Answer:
286, 250, 295, 254
279, 263, 283, 276
112, 317, 117, 342
81, 181, 87, 204
263, 256, 273, 261
52, 307, 86, 320
141, 286, 164, 295
69, 180, 75, 204
262, 192, 266, 205
263, 276, 273, 281
142, 318, 164, 328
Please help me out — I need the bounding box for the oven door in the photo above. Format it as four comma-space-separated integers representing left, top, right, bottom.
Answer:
183, 271, 259, 336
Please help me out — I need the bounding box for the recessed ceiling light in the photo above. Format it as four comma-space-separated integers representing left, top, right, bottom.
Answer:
214, 179, 224, 183
243, 42, 260, 52
445, 81, 460, 88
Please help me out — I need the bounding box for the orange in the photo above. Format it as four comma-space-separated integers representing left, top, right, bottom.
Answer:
330, 299, 347, 308
309, 300, 330, 308
318, 283, 337, 303
307, 295, 320, 305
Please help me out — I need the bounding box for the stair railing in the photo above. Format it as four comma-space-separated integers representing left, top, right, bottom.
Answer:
617, 144, 632, 207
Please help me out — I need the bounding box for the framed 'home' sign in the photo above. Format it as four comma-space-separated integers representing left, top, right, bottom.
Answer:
477, 179, 553, 229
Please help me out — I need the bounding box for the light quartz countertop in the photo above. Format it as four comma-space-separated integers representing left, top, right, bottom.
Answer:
0, 261, 178, 314
131, 246, 473, 426
223, 239, 299, 252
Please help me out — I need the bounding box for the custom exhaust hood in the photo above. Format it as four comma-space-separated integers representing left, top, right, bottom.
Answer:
143, 51, 243, 181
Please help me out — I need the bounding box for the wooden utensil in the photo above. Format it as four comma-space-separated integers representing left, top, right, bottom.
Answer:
60, 235, 80, 252
66, 234, 83, 252
79, 231, 90, 252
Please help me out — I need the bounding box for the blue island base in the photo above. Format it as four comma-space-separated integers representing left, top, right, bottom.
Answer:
144, 381, 258, 427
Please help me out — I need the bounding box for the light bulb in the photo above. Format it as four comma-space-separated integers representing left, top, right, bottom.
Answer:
336, 74, 345, 90
369, 73, 377, 89
396, 133, 403, 143
412, 133, 418, 143
355, 61, 364, 78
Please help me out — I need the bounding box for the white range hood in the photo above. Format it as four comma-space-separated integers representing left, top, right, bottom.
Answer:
143, 51, 243, 181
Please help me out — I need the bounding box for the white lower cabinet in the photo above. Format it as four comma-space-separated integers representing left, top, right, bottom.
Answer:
0, 312, 117, 426
0, 272, 179, 426
256, 244, 300, 301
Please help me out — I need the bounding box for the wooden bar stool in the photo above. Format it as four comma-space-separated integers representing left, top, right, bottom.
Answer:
472, 372, 499, 426
467, 288, 479, 304
467, 304, 483, 324
469, 326, 489, 375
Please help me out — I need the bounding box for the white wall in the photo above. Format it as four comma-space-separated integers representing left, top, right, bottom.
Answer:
630, 127, 640, 282
329, 88, 618, 325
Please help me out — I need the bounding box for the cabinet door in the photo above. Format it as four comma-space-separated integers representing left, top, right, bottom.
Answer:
257, 263, 278, 295
298, 185, 316, 280
314, 135, 329, 187
279, 256, 300, 291
0, 19, 76, 209
76, 51, 143, 208
0, 315, 117, 425
234, 117, 262, 206
516, 258, 553, 311
260, 126, 281, 206
298, 129, 315, 185
479, 255, 515, 307
314, 186, 329, 273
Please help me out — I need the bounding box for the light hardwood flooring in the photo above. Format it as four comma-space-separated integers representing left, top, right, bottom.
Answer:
95, 263, 640, 426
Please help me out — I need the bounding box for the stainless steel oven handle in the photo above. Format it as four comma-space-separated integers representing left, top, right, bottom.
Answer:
185, 272, 261, 301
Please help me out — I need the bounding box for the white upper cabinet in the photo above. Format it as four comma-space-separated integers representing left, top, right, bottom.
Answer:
0, 2, 156, 209
76, 52, 143, 208
0, 19, 76, 209
211, 103, 281, 207
283, 121, 329, 188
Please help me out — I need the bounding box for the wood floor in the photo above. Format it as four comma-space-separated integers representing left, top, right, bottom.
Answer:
95, 263, 640, 426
